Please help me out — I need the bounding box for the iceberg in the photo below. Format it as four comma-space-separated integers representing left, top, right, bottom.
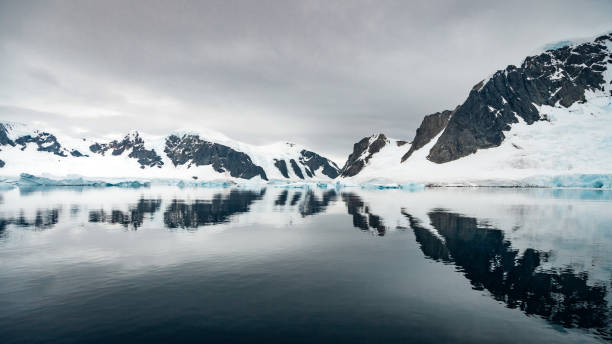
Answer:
17, 173, 150, 188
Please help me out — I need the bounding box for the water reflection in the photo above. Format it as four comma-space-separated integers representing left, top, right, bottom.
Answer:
164, 189, 265, 229
404, 209, 611, 339
342, 193, 386, 236
274, 189, 289, 206
0, 186, 610, 341
89, 198, 162, 229
273, 189, 337, 216
0, 208, 61, 235
298, 190, 337, 216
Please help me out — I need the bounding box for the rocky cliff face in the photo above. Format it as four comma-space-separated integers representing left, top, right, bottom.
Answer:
267, 147, 340, 180
15, 133, 70, 157
0, 123, 14, 146
299, 150, 340, 179
428, 33, 612, 163
401, 109, 454, 162
164, 134, 268, 180
340, 134, 389, 177
90, 132, 163, 168
273, 159, 289, 178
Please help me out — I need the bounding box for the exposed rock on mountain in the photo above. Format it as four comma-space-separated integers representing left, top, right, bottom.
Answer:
299, 150, 340, 179
267, 147, 340, 180
16, 133, 68, 157
0, 124, 338, 181
0, 124, 14, 146
337, 33, 612, 186
428, 33, 612, 163
289, 159, 304, 179
70, 150, 87, 157
340, 134, 389, 177
273, 159, 289, 178
164, 134, 268, 180
90, 132, 163, 168
401, 109, 454, 162
2, 33, 610, 186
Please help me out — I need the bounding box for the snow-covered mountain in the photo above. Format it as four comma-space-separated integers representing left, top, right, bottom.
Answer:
2, 32, 611, 187
341, 32, 612, 187
0, 123, 340, 182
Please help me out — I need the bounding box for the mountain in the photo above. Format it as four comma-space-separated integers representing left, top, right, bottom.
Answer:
339, 134, 407, 177
0, 123, 340, 182
2, 32, 611, 187
340, 32, 612, 187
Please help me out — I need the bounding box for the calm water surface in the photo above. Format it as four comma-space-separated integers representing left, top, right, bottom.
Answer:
0, 186, 610, 343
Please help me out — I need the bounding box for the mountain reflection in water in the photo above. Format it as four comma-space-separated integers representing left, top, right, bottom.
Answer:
0, 186, 610, 342
404, 209, 610, 338
164, 189, 265, 229
89, 198, 162, 229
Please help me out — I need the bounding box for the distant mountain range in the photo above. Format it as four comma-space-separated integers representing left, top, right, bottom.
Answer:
1, 32, 611, 187
0, 123, 340, 181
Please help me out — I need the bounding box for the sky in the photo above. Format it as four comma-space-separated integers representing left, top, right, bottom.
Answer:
1, 0, 611, 162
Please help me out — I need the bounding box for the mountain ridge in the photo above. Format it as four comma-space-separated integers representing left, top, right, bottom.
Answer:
1, 32, 611, 187
0, 122, 340, 182
339, 32, 612, 186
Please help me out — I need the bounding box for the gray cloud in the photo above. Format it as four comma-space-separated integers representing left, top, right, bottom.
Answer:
1, 0, 611, 162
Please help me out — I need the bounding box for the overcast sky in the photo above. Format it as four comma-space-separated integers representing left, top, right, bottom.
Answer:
1, 0, 611, 162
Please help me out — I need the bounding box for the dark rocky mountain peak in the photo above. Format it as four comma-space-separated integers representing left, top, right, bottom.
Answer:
340, 134, 389, 178
14, 132, 71, 157
270, 146, 340, 180
273, 159, 290, 178
0, 123, 85, 168
401, 108, 456, 162
428, 33, 612, 163
1, 122, 339, 180
298, 150, 340, 179
89, 131, 163, 168
0, 123, 15, 146
164, 134, 268, 180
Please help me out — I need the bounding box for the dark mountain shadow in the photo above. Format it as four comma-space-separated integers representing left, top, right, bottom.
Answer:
163, 189, 265, 229
341, 193, 387, 236
403, 209, 611, 340
89, 198, 162, 230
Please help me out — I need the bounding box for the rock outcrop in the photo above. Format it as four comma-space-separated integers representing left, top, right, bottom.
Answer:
298, 150, 340, 179
90, 132, 163, 168
15, 132, 68, 157
340, 134, 389, 177
401, 108, 454, 162
164, 134, 268, 180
